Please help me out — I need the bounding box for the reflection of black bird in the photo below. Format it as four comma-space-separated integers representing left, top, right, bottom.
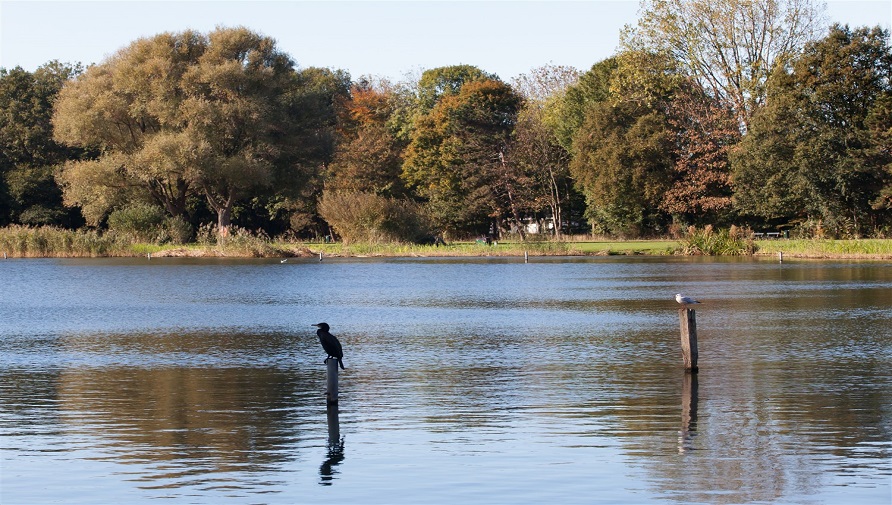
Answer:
319, 437, 345, 486
313, 322, 345, 369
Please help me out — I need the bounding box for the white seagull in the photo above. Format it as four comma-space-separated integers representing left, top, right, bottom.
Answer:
675, 293, 701, 305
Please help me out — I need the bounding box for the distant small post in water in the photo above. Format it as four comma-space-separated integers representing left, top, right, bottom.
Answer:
678, 308, 699, 373
326, 358, 339, 405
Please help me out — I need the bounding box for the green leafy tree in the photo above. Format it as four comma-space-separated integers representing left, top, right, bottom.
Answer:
0, 62, 85, 226
732, 24, 892, 235
570, 99, 675, 236
870, 93, 892, 211
415, 65, 495, 112
54, 27, 316, 235
251, 66, 351, 236
544, 58, 618, 152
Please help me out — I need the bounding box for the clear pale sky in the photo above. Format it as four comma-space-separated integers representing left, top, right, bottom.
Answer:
2, 0, 890, 82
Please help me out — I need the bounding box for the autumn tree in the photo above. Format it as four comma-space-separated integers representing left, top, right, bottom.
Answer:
626, 0, 825, 130
317, 77, 434, 243
403, 77, 522, 238
660, 81, 740, 224
0, 62, 85, 226
327, 78, 406, 197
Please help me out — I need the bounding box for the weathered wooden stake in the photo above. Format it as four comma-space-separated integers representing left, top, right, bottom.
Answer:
679, 308, 699, 373
778, 251, 783, 263
325, 358, 339, 405
524, 251, 529, 263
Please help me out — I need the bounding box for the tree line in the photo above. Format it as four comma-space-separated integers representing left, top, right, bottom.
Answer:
1, 0, 890, 243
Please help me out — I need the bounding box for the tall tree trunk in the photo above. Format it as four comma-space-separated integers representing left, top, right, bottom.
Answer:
498, 150, 526, 241
217, 206, 232, 234
202, 185, 234, 240
548, 166, 563, 238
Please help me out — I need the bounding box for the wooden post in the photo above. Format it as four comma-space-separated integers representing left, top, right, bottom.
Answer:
778, 251, 783, 263
679, 308, 699, 373
319, 252, 324, 262
524, 251, 529, 263
325, 358, 339, 405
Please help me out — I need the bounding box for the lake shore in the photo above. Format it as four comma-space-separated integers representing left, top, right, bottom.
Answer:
138, 239, 892, 260
3, 223, 892, 259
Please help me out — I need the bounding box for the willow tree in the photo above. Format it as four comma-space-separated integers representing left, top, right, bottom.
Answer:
54, 27, 302, 233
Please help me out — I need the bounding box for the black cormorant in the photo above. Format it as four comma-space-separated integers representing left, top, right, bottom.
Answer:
313, 322, 345, 370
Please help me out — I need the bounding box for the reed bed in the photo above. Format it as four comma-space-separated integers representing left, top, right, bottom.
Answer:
754, 238, 892, 258
3, 225, 891, 259
0, 225, 128, 257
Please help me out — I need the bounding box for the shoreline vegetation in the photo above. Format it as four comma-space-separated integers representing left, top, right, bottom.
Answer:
3, 225, 892, 260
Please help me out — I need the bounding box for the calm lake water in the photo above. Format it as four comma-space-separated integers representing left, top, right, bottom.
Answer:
1, 256, 890, 504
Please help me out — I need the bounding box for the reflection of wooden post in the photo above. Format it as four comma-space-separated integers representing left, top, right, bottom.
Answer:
326, 359, 339, 405
320, 402, 345, 485
679, 308, 699, 373
679, 372, 699, 453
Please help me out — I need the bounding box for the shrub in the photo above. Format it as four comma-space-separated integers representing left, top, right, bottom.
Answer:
318, 191, 433, 244
681, 225, 755, 255
218, 226, 276, 256
162, 216, 193, 245
106, 203, 166, 243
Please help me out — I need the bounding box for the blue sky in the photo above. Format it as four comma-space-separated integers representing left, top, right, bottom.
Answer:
2, 0, 890, 82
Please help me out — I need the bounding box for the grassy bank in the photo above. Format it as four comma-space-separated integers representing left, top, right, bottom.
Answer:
753, 238, 892, 259
299, 239, 679, 257
3, 225, 892, 259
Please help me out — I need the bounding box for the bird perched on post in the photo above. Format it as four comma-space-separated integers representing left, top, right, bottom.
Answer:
675, 293, 701, 306
313, 323, 345, 370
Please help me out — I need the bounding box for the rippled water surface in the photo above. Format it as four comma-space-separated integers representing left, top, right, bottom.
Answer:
1, 256, 890, 504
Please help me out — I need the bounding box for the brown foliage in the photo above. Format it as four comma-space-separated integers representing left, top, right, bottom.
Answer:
661, 83, 740, 218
